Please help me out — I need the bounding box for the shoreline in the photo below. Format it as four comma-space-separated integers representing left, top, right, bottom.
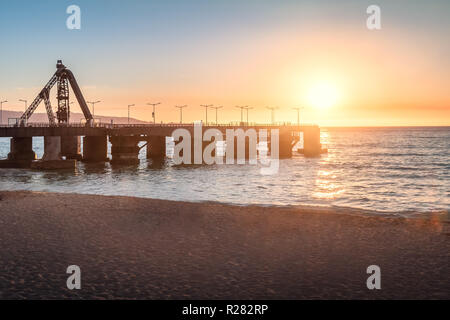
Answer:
0, 190, 449, 299
0, 188, 448, 220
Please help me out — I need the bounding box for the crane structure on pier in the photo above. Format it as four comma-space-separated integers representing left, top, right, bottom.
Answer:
19, 60, 93, 126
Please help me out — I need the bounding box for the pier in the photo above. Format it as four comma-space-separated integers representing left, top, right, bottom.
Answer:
0, 61, 325, 168
0, 123, 323, 168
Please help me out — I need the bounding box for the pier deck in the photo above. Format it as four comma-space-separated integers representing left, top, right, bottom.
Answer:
0, 123, 315, 138
0, 123, 324, 167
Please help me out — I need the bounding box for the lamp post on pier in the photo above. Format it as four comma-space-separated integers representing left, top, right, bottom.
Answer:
266, 106, 279, 125
147, 102, 161, 124
0, 100, 7, 125
19, 99, 27, 113
243, 106, 253, 125
211, 106, 223, 125
200, 104, 213, 125
292, 107, 304, 126
175, 105, 188, 124
87, 100, 101, 119
127, 104, 135, 125
235, 105, 248, 123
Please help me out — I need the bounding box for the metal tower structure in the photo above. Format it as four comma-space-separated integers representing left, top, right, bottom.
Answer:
20, 60, 93, 126
56, 70, 70, 123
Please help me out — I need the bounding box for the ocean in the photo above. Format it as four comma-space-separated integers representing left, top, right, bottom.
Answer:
0, 127, 448, 218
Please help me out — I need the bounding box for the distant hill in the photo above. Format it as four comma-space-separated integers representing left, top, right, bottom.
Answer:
0, 110, 149, 125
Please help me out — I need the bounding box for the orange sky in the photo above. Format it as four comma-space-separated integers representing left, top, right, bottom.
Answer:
72, 29, 449, 126
1, 1, 449, 127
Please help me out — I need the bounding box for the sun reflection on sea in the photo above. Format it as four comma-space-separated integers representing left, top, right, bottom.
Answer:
312, 139, 346, 200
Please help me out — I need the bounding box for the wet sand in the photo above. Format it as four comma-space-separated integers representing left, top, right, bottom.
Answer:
0, 191, 448, 300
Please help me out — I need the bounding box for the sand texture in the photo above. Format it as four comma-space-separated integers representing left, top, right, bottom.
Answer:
0, 191, 448, 299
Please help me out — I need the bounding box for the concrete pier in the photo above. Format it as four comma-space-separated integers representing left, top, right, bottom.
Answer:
265, 130, 296, 159
61, 136, 82, 160
0, 137, 36, 168
30, 136, 76, 169
110, 135, 140, 164
147, 136, 166, 158
302, 127, 322, 157
0, 123, 324, 168
42, 136, 62, 161
279, 130, 295, 159
7, 137, 36, 161
83, 136, 108, 162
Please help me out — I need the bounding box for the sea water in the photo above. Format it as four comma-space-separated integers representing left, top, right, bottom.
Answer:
0, 127, 448, 217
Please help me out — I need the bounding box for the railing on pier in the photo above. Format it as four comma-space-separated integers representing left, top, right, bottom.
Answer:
0, 122, 318, 129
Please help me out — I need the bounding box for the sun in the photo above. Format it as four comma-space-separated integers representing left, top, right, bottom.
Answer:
306, 81, 340, 110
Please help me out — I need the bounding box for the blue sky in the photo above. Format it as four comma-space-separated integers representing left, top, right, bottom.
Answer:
1, 0, 448, 87
0, 0, 449, 125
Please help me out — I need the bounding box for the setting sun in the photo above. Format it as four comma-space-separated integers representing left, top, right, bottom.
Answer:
307, 81, 340, 110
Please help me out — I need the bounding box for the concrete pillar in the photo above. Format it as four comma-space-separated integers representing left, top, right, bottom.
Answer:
61, 136, 82, 160
42, 136, 62, 161
83, 136, 108, 162
266, 130, 293, 159
303, 126, 321, 157
147, 136, 166, 158
110, 135, 140, 164
279, 130, 293, 159
7, 137, 36, 161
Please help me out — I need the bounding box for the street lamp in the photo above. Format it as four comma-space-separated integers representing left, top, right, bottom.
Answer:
200, 104, 213, 125
175, 105, 188, 124
211, 106, 223, 125
19, 99, 27, 113
292, 107, 304, 126
235, 106, 248, 123
0, 100, 7, 125
147, 102, 161, 124
87, 100, 101, 118
127, 104, 135, 125
266, 106, 279, 125
243, 106, 253, 125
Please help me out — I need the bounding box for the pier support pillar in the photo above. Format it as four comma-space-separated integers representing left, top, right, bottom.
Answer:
61, 136, 82, 160
83, 136, 108, 162
7, 137, 36, 161
266, 130, 293, 159
110, 135, 140, 164
42, 136, 62, 161
30, 136, 76, 169
147, 136, 166, 158
303, 126, 321, 157
279, 130, 293, 159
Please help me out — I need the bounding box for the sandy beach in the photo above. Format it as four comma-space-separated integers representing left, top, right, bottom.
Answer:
0, 191, 448, 300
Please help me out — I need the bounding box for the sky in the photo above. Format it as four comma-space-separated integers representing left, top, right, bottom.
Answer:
0, 0, 449, 126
